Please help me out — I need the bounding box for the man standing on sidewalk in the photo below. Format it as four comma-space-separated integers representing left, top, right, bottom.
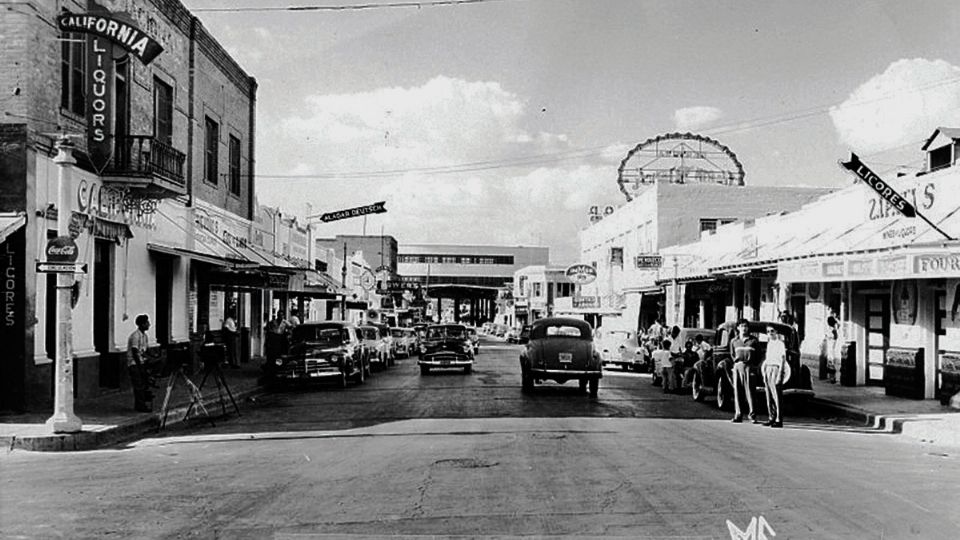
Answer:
762, 326, 789, 428
127, 314, 154, 413
730, 319, 759, 423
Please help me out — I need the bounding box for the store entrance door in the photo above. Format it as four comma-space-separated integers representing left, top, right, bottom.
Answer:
865, 294, 889, 385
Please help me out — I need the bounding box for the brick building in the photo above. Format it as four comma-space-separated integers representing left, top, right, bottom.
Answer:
0, 0, 271, 411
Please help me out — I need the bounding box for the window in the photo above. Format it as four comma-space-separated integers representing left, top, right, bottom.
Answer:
533, 283, 542, 297
929, 145, 952, 171
442, 256, 456, 264
700, 219, 719, 235
60, 32, 85, 115
229, 135, 241, 195
153, 78, 173, 146
610, 247, 624, 267
204, 116, 219, 184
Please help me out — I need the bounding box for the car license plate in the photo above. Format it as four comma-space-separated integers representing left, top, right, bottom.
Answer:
441, 359, 450, 365
559, 353, 572, 363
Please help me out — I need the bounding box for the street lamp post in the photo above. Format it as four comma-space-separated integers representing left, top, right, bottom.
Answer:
47, 135, 82, 433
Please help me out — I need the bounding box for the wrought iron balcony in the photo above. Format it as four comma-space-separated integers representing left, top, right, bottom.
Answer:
102, 135, 187, 198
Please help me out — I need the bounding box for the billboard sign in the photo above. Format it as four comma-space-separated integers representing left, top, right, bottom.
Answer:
565, 264, 597, 285
635, 254, 663, 269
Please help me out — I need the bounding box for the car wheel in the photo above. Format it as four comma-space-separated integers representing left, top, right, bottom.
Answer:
340, 373, 348, 389
521, 372, 534, 392
691, 371, 706, 401
420, 365, 429, 376
716, 379, 730, 410
464, 365, 472, 374
589, 378, 599, 398
578, 379, 588, 393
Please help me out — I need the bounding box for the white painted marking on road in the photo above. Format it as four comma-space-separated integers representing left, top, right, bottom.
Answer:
882, 489, 931, 513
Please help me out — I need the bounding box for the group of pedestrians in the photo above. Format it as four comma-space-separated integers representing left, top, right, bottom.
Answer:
729, 318, 787, 428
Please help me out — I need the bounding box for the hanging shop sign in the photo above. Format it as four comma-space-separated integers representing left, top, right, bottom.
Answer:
76, 179, 156, 231
56, 12, 164, 64
840, 153, 953, 241
57, 9, 164, 172
565, 264, 597, 285
359, 269, 377, 291
891, 280, 918, 326
840, 153, 917, 218
634, 255, 663, 269
45, 236, 79, 263
317, 202, 387, 223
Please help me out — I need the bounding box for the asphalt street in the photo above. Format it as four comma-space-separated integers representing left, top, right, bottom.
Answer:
2, 337, 958, 539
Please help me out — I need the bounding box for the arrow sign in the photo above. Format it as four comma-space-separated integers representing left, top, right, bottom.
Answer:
318, 202, 387, 223
839, 153, 916, 218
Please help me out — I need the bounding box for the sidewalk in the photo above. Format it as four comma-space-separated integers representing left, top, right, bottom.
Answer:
0, 362, 265, 452
808, 378, 960, 449
2, 362, 958, 452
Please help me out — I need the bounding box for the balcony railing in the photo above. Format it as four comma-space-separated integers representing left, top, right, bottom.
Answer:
106, 135, 186, 189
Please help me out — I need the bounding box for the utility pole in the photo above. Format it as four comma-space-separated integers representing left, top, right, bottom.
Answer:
47, 135, 82, 433
340, 242, 347, 320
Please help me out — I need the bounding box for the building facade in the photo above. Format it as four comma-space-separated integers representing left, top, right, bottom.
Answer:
570, 182, 834, 332
661, 128, 960, 403
511, 265, 575, 325
0, 0, 332, 411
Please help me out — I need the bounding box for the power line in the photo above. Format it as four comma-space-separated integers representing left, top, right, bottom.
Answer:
253, 75, 960, 180
192, 0, 514, 12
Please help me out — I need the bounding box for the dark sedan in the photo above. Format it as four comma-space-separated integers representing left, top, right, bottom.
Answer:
418, 324, 475, 375
265, 321, 369, 387
520, 317, 602, 398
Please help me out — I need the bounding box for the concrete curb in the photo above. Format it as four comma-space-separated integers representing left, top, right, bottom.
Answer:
3, 386, 266, 452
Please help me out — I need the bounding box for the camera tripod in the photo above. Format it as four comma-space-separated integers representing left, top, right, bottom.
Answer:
183, 359, 241, 421
158, 364, 214, 430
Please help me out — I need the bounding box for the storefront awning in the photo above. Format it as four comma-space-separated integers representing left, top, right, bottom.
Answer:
147, 242, 258, 269
0, 214, 26, 245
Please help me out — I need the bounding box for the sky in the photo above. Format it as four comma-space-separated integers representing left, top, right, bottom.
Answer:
182, 0, 960, 264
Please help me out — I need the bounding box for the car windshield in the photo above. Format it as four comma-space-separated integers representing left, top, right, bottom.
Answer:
391, 329, 405, 337
291, 326, 346, 346
427, 326, 466, 339
361, 328, 378, 340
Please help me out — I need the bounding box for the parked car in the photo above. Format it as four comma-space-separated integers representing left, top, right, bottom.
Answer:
519, 317, 602, 398
518, 324, 532, 344
391, 327, 418, 358
595, 328, 649, 371
359, 325, 389, 370
651, 327, 716, 386
419, 324, 474, 375
466, 326, 480, 354
505, 327, 521, 343
372, 322, 397, 365
481, 322, 494, 335
685, 320, 813, 408
264, 321, 368, 387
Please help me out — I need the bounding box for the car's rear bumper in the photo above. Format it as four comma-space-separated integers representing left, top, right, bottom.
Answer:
531, 368, 601, 378
419, 359, 473, 367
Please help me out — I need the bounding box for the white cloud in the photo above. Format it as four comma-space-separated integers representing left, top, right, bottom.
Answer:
830, 58, 960, 154
673, 106, 724, 131
256, 76, 625, 263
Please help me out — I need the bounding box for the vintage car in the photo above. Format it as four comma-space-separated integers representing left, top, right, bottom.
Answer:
371, 322, 397, 365
518, 324, 532, 344
519, 317, 602, 398
685, 320, 814, 408
359, 325, 389, 370
418, 324, 474, 375
466, 326, 480, 354
390, 327, 418, 358
595, 328, 650, 372
265, 321, 369, 387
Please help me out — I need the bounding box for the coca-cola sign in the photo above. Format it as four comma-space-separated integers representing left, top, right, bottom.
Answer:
46, 236, 79, 263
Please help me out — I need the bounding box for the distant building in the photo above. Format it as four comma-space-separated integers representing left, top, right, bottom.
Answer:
397, 244, 549, 325
511, 265, 575, 325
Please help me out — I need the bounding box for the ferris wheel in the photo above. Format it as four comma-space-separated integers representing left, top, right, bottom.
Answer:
616, 132, 745, 201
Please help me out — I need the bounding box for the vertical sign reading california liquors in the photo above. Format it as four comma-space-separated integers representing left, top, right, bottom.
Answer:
57, 3, 164, 172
